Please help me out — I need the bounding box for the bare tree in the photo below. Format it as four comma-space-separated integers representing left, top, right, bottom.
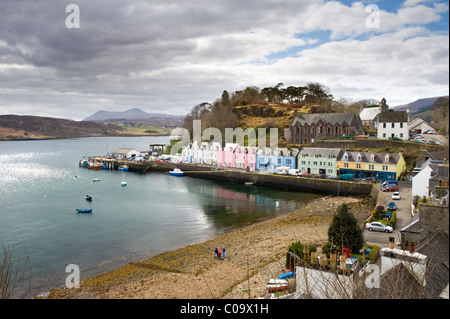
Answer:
1, 244, 31, 299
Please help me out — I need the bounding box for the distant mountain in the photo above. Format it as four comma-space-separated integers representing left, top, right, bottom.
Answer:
84, 108, 182, 122
392, 96, 449, 113
0, 114, 123, 140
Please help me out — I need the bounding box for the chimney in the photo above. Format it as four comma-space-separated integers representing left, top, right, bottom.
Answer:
389, 237, 395, 249
409, 242, 416, 254
311, 251, 318, 264
339, 255, 346, 270
330, 253, 337, 268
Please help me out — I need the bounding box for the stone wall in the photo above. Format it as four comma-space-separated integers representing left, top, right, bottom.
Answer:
419, 203, 449, 239
183, 170, 373, 196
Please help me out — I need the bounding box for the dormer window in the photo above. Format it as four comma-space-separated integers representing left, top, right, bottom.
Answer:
357, 154, 362, 161
344, 153, 348, 161
370, 154, 375, 161
385, 155, 390, 162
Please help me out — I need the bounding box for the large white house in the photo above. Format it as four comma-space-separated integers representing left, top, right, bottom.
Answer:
411, 158, 446, 199
377, 111, 409, 140
408, 117, 437, 134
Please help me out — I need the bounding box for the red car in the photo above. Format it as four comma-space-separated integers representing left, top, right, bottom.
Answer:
382, 185, 399, 192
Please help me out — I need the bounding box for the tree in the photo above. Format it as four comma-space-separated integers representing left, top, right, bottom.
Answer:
1, 244, 31, 299
327, 203, 364, 253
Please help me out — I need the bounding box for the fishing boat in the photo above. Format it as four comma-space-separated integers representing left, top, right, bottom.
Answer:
118, 165, 129, 171
87, 162, 103, 170
266, 279, 289, 292
169, 168, 184, 176
76, 208, 93, 214
86, 195, 92, 201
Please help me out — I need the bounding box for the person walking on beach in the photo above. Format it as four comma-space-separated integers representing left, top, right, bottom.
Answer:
222, 246, 226, 259
214, 247, 218, 259
218, 249, 222, 260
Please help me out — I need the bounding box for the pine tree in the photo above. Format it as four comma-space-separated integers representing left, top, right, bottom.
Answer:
327, 203, 364, 253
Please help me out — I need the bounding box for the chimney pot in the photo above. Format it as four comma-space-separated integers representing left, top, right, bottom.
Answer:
409, 242, 416, 254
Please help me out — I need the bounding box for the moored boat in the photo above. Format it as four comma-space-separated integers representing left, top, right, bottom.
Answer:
119, 165, 129, 171
86, 195, 92, 201
121, 181, 127, 186
76, 208, 93, 213
88, 162, 103, 170
169, 168, 184, 176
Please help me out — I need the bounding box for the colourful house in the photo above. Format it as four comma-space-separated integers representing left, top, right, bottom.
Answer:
256, 148, 298, 172
297, 147, 340, 177
336, 151, 406, 181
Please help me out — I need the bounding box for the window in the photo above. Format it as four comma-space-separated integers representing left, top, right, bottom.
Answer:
356, 164, 361, 169
392, 123, 395, 128
383, 133, 386, 138
383, 123, 386, 128
286, 159, 292, 165
400, 123, 403, 128
313, 161, 318, 166
344, 163, 349, 168
400, 133, 403, 138
302, 161, 306, 165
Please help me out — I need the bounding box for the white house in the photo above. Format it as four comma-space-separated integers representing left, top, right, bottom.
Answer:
377, 111, 409, 140
408, 117, 437, 134
111, 148, 141, 160
411, 159, 446, 199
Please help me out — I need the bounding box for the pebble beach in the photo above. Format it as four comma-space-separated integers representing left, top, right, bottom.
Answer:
44, 195, 373, 299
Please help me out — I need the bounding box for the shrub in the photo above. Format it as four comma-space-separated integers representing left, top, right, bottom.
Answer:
285, 241, 317, 268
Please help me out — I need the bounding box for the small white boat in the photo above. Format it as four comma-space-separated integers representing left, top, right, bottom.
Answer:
169, 168, 184, 176
121, 181, 127, 186
93, 178, 100, 182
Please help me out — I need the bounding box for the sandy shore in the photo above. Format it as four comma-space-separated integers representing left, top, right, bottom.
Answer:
44, 195, 374, 299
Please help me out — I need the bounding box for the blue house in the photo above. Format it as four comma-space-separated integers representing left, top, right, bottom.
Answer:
256, 148, 299, 172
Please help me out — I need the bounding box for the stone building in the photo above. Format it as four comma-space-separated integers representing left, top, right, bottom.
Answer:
289, 111, 363, 145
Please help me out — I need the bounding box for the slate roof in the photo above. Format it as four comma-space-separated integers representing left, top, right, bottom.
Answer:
291, 112, 360, 126
377, 111, 408, 123
359, 107, 381, 121
337, 151, 402, 164
298, 147, 341, 157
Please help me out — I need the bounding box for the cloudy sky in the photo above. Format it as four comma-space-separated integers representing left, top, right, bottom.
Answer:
0, 0, 448, 120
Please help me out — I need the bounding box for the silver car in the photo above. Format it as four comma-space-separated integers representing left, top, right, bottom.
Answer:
365, 222, 393, 233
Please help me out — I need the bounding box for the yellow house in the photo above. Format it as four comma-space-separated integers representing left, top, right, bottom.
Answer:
336, 151, 406, 181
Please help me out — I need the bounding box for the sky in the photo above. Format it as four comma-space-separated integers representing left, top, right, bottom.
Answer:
0, 0, 448, 121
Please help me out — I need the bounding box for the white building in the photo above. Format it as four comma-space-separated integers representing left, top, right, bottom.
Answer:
411, 159, 446, 199
377, 111, 409, 140
359, 107, 381, 129
408, 117, 437, 134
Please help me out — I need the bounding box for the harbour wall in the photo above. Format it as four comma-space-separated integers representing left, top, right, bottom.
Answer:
100, 159, 375, 196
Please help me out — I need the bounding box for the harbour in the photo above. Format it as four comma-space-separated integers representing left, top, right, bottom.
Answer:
0, 136, 325, 298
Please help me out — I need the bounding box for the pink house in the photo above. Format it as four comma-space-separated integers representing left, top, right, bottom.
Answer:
216, 144, 257, 170
217, 143, 238, 168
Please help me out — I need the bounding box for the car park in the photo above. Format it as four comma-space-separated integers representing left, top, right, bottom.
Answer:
365, 222, 393, 233
392, 192, 401, 200
387, 202, 397, 211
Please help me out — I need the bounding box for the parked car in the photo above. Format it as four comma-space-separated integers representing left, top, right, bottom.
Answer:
382, 185, 399, 192
392, 192, 401, 200
387, 202, 397, 211
364, 177, 378, 183
365, 222, 393, 233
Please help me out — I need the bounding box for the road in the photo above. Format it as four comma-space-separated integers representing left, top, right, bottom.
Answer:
364, 181, 412, 246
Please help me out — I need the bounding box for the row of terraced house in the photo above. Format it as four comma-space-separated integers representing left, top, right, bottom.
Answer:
181, 142, 406, 181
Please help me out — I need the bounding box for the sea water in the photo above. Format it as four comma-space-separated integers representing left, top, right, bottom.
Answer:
0, 136, 322, 297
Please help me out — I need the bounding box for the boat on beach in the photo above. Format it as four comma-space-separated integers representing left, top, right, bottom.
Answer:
266, 279, 289, 292
76, 208, 93, 213
169, 168, 184, 176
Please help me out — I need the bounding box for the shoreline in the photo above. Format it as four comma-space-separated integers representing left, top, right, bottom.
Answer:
43, 194, 374, 299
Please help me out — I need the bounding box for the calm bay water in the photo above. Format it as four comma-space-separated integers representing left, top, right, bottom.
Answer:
0, 136, 322, 297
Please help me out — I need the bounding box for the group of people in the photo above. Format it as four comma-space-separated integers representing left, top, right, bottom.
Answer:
214, 247, 226, 260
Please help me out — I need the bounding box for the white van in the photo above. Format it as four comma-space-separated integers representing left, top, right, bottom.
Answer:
288, 169, 300, 176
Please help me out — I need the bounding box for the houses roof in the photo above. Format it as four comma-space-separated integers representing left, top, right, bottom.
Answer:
377, 111, 408, 123
337, 151, 403, 164
359, 107, 381, 121
299, 147, 341, 157
409, 117, 436, 130
291, 112, 360, 127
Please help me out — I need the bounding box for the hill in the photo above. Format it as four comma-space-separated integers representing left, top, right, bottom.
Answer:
0, 115, 124, 140
84, 107, 184, 127
392, 96, 449, 113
